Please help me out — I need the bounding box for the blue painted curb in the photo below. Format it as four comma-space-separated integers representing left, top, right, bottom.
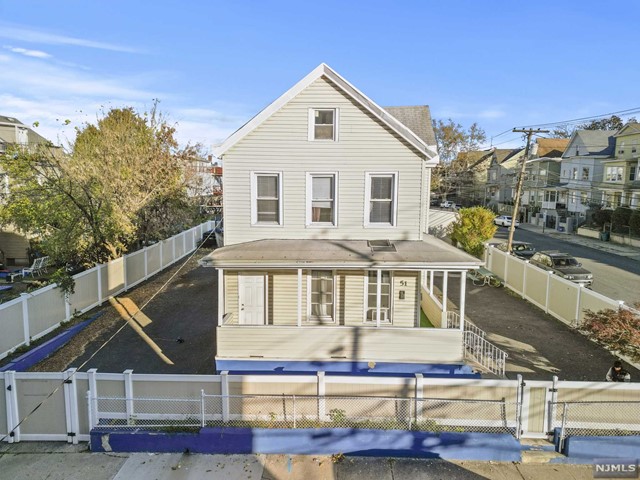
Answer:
90, 427, 521, 461
1, 311, 104, 372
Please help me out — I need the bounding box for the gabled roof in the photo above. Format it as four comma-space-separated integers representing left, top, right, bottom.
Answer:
614, 122, 640, 137
382, 106, 436, 145
213, 64, 438, 162
534, 138, 570, 158
564, 130, 615, 157
0, 115, 52, 146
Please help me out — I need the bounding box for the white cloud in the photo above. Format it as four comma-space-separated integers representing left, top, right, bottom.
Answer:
3, 45, 51, 58
0, 24, 142, 53
438, 106, 507, 120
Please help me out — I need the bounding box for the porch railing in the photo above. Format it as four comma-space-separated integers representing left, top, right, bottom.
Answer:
463, 331, 508, 378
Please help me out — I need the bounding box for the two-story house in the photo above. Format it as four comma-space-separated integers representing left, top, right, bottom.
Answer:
559, 130, 615, 224
0, 115, 57, 267
484, 148, 525, 208
600, 123, 640, 209
521, 138, 569, 227
200, 64, 483, 374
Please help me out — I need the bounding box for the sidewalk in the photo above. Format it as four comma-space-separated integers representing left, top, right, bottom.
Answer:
0, 443, 595, 480
518, 222, 640, 261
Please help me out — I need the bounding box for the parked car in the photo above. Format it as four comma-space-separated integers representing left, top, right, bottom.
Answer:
214, 219, 224, 248
495, 241, 536, 259
529, 251, 593, 287
494, 215, 519, 227
440, 200, 455, 208
430, 198, 440, 206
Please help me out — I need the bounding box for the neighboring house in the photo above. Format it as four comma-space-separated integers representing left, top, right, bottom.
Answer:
187, 158, 223, 216
0, 115, 57, 267
451, 149, 495, 206
484, 148, 525, 207
521, 138, 570, 227
601, 123, 640, 209
200, 64, 483, 373
558, 130, 615, 225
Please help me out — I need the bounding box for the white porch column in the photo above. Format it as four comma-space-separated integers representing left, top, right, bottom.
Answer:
376, 269, 382, 328
429, 270, 434, 292
217, 269, 224, 326
297, 269, 302, 327
441, 271, 448, 328
459, 271, 466, 331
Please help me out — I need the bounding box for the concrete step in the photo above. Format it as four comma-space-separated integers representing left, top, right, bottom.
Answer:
520, 439, 564, 464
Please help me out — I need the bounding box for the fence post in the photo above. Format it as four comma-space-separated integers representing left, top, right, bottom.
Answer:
293, 395, 297, 428
160, 241, 164, 269
20, 293, 30, 347
183, 232, 187, 257
64, 293, 72, 322
414, 373, 423, 424
63, 368, 79, 444
559, 402, 568, 453
97, 264, 103, 306
123, 255, 129, 292
516, 374, 524, 439
544, 272, 552, 314
123, 370, 134, 425
144, 248, 149, 281
547, 375, 558, 434
172, 238, 176, 264
522, 262, 528, 299
201, 390, 206, 428
574, 285, 583, 328
317, 371, 326, 422
221, 371, 229, 423
4, 371, 19, 443
87, 369, 98, 431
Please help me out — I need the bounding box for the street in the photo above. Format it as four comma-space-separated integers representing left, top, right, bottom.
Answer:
492, 226, 640, 306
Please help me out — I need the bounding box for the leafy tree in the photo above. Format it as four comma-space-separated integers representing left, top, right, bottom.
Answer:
579, 114, 637, 131
0, 105, 203, 266
611, 206, 632, 233
431, 119, 487, 198
593, 208, 612, 228
549, 124, 574, 139
630, 209, 640, 237
449, 207, 497, 258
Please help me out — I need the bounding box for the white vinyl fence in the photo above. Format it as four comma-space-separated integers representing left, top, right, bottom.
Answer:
2, 370, 639, 444
484, 245, 621, 327
0, 221, 214, 360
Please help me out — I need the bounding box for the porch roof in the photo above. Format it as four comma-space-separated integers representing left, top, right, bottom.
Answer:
199, 237, 483, 270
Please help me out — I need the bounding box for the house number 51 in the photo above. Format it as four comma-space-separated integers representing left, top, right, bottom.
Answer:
399, 280, 407, 286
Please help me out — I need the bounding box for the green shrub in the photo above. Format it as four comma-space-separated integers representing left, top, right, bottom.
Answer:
450, 207, 497, 258
593, 208, 612, 228
611, 207, 632, 233
630, 209, 640, 237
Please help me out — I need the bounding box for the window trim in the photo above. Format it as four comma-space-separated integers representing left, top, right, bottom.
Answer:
308, 108, 339, 142
364, 172, 399, 227
306, 172, 338, 227
306, 269, 336, 323
250, 171, 283, 226
363, 270, 393, 324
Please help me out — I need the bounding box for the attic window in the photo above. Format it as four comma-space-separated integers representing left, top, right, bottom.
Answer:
368, 240, 396, 252
309, 108, 338, 141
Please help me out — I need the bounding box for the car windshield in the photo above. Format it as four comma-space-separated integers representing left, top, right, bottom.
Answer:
514, 244, 532, 251
553, 257, 579, 267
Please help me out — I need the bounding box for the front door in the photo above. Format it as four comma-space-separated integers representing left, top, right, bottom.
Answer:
238, 274, 265, 325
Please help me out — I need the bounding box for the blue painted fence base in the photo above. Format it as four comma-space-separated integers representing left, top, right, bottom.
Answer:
90, 427, 521, 462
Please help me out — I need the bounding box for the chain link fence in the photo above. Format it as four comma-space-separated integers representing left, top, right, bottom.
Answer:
550, 401, 640, 445
90, 392, 518, 436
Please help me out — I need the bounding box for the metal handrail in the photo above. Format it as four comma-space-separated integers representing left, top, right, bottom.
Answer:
463, 330, 508, 377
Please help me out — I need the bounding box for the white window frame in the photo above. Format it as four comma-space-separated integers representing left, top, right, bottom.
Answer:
250, 171, 283, 226
363, 270, 393, 324
308, 108, 339, 142
306, 270, 336, 323
364, 172, 398, 227
306, 172, 338, 227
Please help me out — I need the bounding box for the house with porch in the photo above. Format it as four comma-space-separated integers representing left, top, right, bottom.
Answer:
600, 123, 640, 209
200, 64, 485, 375
484, 148, 525, 208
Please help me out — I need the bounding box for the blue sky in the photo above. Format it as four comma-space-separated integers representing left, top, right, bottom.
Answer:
1, 1, 639, 151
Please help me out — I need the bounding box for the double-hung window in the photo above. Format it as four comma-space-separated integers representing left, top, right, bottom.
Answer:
308, 270, 334, 321
308, 108, 338, 141
365, 271, 391, 323
307, 173, 337, 226
251, 172, 282, 225
365, 173, 397, 226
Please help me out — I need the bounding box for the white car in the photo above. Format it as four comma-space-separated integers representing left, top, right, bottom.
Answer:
494, 215, 519, 227
440, 200, 455, 208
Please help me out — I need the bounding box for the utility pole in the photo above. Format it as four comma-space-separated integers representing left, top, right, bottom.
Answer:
507, 128, 549, 253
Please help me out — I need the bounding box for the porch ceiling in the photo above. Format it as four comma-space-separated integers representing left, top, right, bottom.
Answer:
199, 238, 483, 270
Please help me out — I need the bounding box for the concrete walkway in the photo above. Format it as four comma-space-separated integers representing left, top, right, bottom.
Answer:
0, 442, 595, 480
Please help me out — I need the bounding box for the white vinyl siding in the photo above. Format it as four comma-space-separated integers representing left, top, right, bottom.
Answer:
223, 77, 425, 245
